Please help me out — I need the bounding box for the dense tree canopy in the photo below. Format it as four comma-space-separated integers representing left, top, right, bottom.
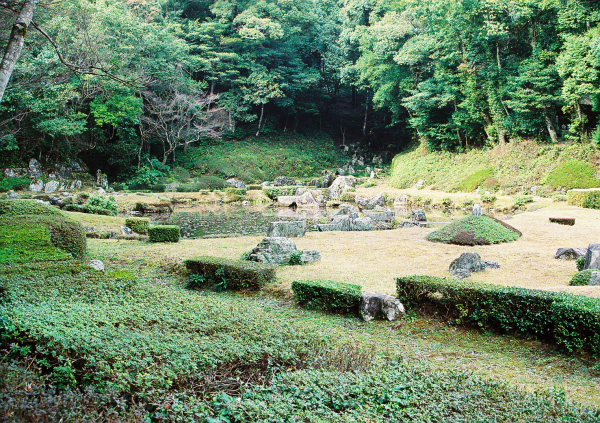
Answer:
1, 0, 599, 178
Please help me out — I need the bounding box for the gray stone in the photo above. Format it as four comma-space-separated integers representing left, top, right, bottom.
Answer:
472, 203, 483, 216
414, 179, 425, 189
227, 178, 247, 189
450, 252, 484, 273
29, 159, 42, 177
590, 271, 600, 286
44, 180, 60, 193
360, 293, 405, 322
451, 269, 472, 279
96, 170, 108, 189
267, 221, 307, 238
555, 248, 587, 260
88, 260, 105, 271
355, 193, 386, 210
121, 226, 133, 235
273, 176, 296, 186
332, 215, 352, 231
7, 190, 21, 199
48, 196, 64, 207
247, 237, 298, 265
411, 209, 427, 222
363, 210, 395, 223
584, 244, 600, 270
351, 217, 374, 231
316, 223, 340, 232
482, 260, 501, 270
3, 168, 27, 178
29, 179, 44, 192
300, 250, 321, 264
329, 176, 356, 199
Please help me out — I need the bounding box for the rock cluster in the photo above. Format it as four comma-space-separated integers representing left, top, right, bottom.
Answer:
449, 252, 500, 279
246, 237, 320, 265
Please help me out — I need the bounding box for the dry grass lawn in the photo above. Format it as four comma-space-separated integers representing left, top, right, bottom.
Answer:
88, 202, 600, 298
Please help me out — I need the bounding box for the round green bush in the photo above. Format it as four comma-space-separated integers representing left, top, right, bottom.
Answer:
426, 215, 521, 246
570, 270, 593, 286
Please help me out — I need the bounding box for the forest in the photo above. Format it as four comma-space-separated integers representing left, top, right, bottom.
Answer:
1, 0, 600, 181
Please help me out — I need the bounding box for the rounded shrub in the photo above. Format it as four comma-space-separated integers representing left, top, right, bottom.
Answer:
426, 215, 521, 246
148, 225, 180, 242
570, 270, 594, 286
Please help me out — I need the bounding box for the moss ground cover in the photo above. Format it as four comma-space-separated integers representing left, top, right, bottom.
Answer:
426, 215, 521, 245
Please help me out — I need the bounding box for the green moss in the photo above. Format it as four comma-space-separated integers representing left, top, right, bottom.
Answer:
545, 160, 600, 190
426, 215, 521, 245
148, 225, 180, 242
458, 168, 495, 192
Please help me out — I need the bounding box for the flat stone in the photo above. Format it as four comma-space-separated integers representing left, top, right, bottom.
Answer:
555, 248, 587, 260
300, 250, 321, 264
89, 260, 105, 271
451, 269, 472, 279
247, 237, 298, 265
482, 260, 501, 269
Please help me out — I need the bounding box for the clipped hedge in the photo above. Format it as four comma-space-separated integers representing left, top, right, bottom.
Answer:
0, 219, 71, 263
185, 256, 276, 290
568, 189, 600, 209
125, 217, 150, 234
396, 275, 600, 355
63, 204, 115, 216
148, 225, 180, 242
291, 280, 362, 315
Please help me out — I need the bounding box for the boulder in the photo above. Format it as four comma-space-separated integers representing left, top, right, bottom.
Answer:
329, 176, 356, 199
411, 209, 427, 222
3, 168, 27, 178
227, 178, 247, 189
7, 190, 21, 199
89, 260, 105, 271
277, 196, 300, 207
29, 179, 44, 192
29, 159, 42, 177
482, 260, 501, 269
300, 250, 321, 264
44, 180, 60, 193
591, 271, 600, 286
121, 226, 133, 235
316, 223, 340, 232
360, 293, 405, 322
451, 269, 472, 279
267, 221, 307, 238
355, 193, 386, 210
364, 210, 395, 223
273, 176, 296, 186
472, 204, 483, 216
247, 237, 298, 265
450, 252, 484, 273
555, 248, 587, 260
48, 196, 64, 207
584, 244, 600, 270
351, 217, 374, 231
414, 179, 425, 189
333, 204, 360, 219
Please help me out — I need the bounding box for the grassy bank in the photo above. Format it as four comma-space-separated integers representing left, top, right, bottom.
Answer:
390, 141, 600, 194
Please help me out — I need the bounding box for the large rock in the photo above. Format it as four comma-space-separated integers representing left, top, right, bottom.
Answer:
472, 204, 483, 216
247, 237, 298, 265
227, 178, 247, 189
7, 190, 21, 199
29, 179, 44, 192
3, 168, 27, 178
555, 247, 587, 260
300, 250, 321, 264
351, 217, 374, 231
355, 193, 386, 210
411, 209, 427, 222
329, 176, 356, 199
584, 244, 600, 270
450, 253, 484, 277
360, 293, 405, 321
333, 203, 359, 219
267, 220, 307, 238
277, 191, 322, 207
29, 159, 42, 177
44, 180, 60, 193
364, 210, 395, 223
273, 176, 296, 186
88, 260, 105, 271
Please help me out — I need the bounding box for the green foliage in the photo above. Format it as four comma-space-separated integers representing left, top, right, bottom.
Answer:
577, 257, 586, 272
514, 195, 534, 207
426, 215, 521, 246
0, 177, 30, 192
396, 276, 600, 355
128, 160, 170, 190
263, 186, 301, 200
459, 169, 495, 192
125, 217, 150, 234
288, 252, 303, 266
215, 364, 598, 422
148, 225, 180, 242
0, 219, 71, 264
480, 194, 497, 204
63, 195, 118, 216
545, 160, 600, 190
0, 199, 65, 217
292, 280, 362, 315
175, 176, 230, 192
568, 189, 600, 209
570, 270, 593, 286
185, 256, 276, 290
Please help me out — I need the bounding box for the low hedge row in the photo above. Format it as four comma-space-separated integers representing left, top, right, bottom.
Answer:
63, 204, 115, 216
185, 256, 276, 290
148, 225, 180, 242
263, 186, 301, 200
291, 280, 362, 315
125, 217, 150, 234
396, 275, 600, 355
568, 189, 600, 209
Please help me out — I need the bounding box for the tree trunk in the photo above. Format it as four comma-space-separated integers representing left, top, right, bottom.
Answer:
544, 109, 559, 143
0, 0, 39, 103
255, 104, 264, 136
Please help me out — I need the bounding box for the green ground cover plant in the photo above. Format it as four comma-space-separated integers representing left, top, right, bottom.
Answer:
63, 195, 118, 216
185, 256, 276, 290
292, 280, 362, 315
0, 219, 71, 263
148, 225, 180, 242
0, 177, 30, 192
0, 199, 64, 217
545, 160, 600, 190
568, 189, 600, 209
570, 270, 595, 286
396, 275, 600, 355
426, 215, 521, 245
458, 168, 495, 192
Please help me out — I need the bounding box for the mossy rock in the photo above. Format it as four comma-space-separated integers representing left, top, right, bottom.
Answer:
426, 215, 521, 246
